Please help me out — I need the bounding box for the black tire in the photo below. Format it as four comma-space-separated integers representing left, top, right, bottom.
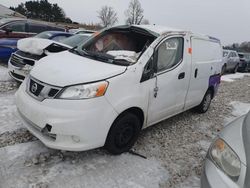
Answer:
105, 112, 141, 155
221, 65, 226, 75
195, 90, 212, 113
232, 64, 239, 73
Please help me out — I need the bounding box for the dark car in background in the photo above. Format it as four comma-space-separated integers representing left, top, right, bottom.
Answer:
238, 52, 250, 72
0, 18, 66, 63
0, 18, 65, 39
0, 30, 72, 64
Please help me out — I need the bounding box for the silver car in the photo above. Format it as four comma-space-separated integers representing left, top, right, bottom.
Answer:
222, 50, 240, 74
201, 111, 250, 188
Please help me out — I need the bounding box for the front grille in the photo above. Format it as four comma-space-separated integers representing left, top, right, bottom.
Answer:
48, 88, 60, 97
15, 50, 44, 61
26, 77, 61, 101
10, 54, 25, 67
29, 79, 44, 96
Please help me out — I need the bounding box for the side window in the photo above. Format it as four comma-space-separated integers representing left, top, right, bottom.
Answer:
48, 26, 65, 32
4, 22, 25, 32
156, 37, 183, 72
28, 23, 47, 33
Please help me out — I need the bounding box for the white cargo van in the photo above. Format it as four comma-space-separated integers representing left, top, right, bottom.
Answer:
15, 25, 222, 154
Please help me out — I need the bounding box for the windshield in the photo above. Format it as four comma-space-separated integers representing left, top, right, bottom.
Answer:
61, 34, 90, 47
34, 31, 53, 39
73, 27, 156, 66
223, 51, 229, 57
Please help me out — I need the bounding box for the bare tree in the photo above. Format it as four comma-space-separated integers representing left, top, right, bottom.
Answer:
97, 6, 118, 27
125, 0, 144, 25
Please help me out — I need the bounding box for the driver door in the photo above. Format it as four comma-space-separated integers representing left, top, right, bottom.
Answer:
147, 36, 191, 126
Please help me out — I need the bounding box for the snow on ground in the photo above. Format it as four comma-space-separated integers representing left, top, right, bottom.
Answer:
0, 91, 24, 133
230, 101, 250, 117
0, 65, 12, 82
0, 141, 168, 188
221, 72, 250, 82
224, 101, 250, 124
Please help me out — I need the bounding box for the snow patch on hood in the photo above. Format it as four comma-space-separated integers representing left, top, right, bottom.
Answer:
17, 38, 55, 55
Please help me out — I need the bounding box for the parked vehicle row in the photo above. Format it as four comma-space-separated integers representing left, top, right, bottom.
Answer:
0, 30, 73, 64
0, 18, 95, 64
0, 18, 65, 39
8, 32, 92, 82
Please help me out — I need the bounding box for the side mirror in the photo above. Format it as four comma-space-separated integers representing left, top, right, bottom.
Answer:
140, 56, 155, 82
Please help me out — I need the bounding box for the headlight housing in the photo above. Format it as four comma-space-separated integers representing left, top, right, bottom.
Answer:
57, 81, 108, 100
209, 138, 241, 181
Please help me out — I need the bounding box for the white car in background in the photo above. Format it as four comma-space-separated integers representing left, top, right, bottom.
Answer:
15, 25, 222, 154
222, 50, 240, 74
8, 33, 92, 82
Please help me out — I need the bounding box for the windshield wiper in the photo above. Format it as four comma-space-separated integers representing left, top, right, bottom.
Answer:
69, 46, 82, 56
70, 48, 131, 66
112, 59, 131, 66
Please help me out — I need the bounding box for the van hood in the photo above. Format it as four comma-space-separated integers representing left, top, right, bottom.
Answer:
30, 51, 127, 87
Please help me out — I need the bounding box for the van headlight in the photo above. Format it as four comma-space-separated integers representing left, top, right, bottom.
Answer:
209, 138, 241, 180
57, 81, 108, 99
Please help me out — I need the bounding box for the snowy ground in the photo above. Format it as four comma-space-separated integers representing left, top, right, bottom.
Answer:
0, 64, 250, 188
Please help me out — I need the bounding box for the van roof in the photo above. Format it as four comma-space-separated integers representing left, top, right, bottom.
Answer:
111, 25, 220, 43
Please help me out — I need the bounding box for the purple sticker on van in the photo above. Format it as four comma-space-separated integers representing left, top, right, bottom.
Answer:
209, 74, 221, 96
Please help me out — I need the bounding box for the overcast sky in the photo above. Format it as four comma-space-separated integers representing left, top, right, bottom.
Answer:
1, 0, 250, 45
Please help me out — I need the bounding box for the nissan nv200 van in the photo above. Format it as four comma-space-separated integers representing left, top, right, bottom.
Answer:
15, 25, 223, 154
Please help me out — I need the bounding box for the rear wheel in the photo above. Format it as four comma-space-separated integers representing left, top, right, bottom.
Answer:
221, 65, 226, 75
105, 112, 141, 155
195, 90, 212, 113
232, 64, 239, 73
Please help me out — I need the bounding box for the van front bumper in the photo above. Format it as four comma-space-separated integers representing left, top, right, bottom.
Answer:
15, 83, 118, 151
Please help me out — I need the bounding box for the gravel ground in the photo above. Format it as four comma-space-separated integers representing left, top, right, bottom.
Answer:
0, 69, 250, 187
134, 74, 250, 187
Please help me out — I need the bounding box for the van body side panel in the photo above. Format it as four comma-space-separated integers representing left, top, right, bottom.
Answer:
184, 37, 222, 110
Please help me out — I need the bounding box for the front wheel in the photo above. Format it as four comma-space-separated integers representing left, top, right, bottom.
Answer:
105, 112, 141, 155
195, 90, 212, 113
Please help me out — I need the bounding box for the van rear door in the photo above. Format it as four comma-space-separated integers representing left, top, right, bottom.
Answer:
184, 37, 222, 110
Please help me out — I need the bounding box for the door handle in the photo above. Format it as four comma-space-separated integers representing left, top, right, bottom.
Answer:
194, 68, 198, 78
178, 72, 185, 79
